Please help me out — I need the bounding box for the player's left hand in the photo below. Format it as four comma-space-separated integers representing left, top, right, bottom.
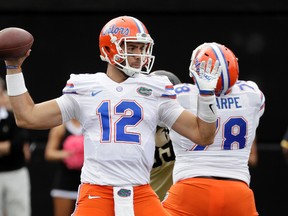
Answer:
189, 58, 222, 95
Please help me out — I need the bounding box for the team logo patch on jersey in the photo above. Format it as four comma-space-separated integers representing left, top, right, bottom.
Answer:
117, 188, 132, 197
137, 87, 152, 96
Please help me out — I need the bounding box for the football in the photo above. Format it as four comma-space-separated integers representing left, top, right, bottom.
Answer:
0, 27, 34, 60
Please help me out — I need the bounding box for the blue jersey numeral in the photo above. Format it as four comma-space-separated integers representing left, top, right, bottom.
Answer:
97, 100, 142, 143
193, 117, 247, 151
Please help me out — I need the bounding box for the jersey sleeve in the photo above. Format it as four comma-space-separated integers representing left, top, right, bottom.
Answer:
56, 94, 80, 123
62, 73, 94, 95
149, 74, 177, 99
151, 75, 185, 129
174, 83, 198, 113
56, 73, 93, 123
240, 80, 265, 118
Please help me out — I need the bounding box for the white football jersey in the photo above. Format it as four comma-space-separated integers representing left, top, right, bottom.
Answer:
171, 80, 265, 185
56, 72, 184, 186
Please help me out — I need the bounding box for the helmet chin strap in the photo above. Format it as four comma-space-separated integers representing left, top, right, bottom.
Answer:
115, 63, 138, 77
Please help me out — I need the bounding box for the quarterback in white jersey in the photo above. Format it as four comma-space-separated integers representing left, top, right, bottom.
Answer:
56, 72, 183, 186
163, 42, 265, 216
4, 17, 221, 216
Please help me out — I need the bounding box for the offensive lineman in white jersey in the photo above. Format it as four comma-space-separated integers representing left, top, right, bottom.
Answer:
162, 42, 265, 216
4, 17, 221, 216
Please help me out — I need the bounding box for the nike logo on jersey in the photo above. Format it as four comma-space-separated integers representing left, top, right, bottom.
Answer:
209, 104, 215, 114
91, 90, 102, 96
88, 194, 101, 199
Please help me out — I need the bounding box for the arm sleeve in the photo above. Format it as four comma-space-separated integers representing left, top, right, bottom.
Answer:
56, 94, 80, 123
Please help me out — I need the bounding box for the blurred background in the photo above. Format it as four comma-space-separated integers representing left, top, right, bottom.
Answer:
0, 0, 287, 215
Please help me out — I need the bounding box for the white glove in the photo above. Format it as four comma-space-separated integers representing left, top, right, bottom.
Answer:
190, 43, 208, 64
189, 58, 222, 95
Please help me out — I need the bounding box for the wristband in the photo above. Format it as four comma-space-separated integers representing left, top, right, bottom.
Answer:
199, 89, 215, 95
197, 95, 217, 123
6, 73, 28, 96
6, 65, 21, 69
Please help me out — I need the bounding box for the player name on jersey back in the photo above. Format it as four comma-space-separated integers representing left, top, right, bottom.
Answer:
215, 97, 242, 110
